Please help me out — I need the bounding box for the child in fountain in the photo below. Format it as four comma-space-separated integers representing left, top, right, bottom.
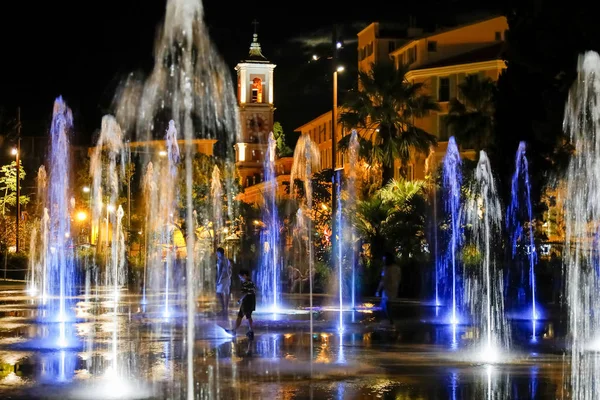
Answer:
228, 269, 256, 339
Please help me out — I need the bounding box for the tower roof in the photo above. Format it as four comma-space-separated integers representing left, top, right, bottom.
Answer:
243, 20, 268, 63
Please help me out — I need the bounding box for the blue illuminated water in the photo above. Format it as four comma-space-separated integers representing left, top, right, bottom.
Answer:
258, 132, 281, 311
441, 137, 462, 326
44, 97, 76, 347
506, 141, 538, 340
347, 131, 360, 311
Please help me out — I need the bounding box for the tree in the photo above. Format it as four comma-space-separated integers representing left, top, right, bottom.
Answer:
0, 160, 30, 253
273, 122, 293, 157
353, 179, 428, 265
0, 160, 29, 216
446, 74, 497, 152
339, 62, 440, 184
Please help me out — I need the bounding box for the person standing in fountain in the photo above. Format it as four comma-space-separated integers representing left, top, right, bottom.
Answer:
375, 252, 401, 325
216, 247, 232, 317
228, 269, 256, 339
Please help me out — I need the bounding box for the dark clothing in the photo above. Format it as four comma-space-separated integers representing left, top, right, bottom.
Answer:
238, 280, 256, 319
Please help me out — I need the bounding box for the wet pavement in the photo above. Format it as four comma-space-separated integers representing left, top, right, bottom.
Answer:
0, 283, 570, 399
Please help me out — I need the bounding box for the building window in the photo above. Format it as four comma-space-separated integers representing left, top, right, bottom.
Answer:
438, 77, 450, 102
407, 46, 417, 64
439, 114, 452, 141
251, 77, 263, 103
427, 41, 437, 52
495, 31, 502, 41
388, 41, 396, 53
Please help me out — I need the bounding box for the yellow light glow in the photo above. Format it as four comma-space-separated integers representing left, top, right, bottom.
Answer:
76, 211, 87, 221
11, 148, 18, 156
337, 66, 345, 72
107, 204, 116, 213
237, 143, 247, 162
158, 150, 167, 157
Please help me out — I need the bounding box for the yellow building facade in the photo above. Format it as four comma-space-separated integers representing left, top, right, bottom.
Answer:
296, 16, 508, 180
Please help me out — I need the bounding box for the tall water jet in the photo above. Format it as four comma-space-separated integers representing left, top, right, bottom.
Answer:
27, 166, 48, 296
506, 141, 538, 339
290, 134, 320, 362
563, 51, 600, 399
257, 132, 281, 312
90, 115, 126, 377
464, 151, 509, 360
141, 162, 158, 305
442, 137, 463, 325
346, 130, 360, 311
42, 97, 76, 348
162, 121, 180, 317
210, 165, 223, 247
114, 1, 242, 396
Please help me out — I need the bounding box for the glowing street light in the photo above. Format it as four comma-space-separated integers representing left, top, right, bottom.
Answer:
158, 150, 167, 157
76, 211, 88, 222
336, 66, 345, 73
10, 148, 18, 156
336, 41, 342, 49
106, 204, 116, 213
312, 54, 318, 61
82, 186, 90, 193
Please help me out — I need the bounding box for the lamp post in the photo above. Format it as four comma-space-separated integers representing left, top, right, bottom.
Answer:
15, 108, 21, 253
331, 24, 343, 272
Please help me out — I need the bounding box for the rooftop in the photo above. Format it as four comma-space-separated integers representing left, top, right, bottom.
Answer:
413, 41, 505, 70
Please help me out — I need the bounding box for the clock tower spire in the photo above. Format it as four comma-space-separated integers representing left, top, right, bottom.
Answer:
234, 21, 276, 189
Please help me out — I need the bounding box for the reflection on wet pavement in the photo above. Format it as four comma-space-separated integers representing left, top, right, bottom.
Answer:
0, 284, 568, 399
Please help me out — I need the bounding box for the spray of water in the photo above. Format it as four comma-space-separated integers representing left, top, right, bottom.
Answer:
90, 115, 127, 377
113, 1, 241, 396
346, 131, 360, 311
257, 132, 281, 311
40, 98, 76, 350
564, 51, 600, 399
442, 137, 463, 325
464, 151, 510, 360
290, 134, 320, 363
27, 166, 48, 296
506, 141, 538, 339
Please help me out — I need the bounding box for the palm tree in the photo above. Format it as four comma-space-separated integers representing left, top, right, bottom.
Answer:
446, 74, 496, 152
339, 62, 439, 184
353, 179, 428, 264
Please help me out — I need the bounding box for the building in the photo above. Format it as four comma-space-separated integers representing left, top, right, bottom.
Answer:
234, 28, 293, 204
295, 15, 508, 180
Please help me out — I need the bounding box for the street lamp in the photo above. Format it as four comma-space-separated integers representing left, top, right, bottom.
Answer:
331, 25, 344, 273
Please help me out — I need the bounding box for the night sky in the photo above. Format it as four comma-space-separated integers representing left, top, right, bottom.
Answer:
0, 0, 500, 146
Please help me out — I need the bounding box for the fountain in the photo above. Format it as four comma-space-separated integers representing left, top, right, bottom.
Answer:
290, 133, 320, 360
35, 97, 77, 349
114, 1, 241, 396
147, 121, 181, 318
464, 151, 510, 360
89, 115, 126, 377
442, 136, 463, 325
564, 51, 600, 399
26, 166, 47, 296
506, 141, 539, 339
346, 131, 360, 311
257, 132, 281, 312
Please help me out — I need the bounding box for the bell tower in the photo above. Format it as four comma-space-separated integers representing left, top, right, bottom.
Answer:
234, 20, 276, 188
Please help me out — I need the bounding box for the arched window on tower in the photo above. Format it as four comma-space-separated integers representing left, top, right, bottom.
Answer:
251, 77, 263, 103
